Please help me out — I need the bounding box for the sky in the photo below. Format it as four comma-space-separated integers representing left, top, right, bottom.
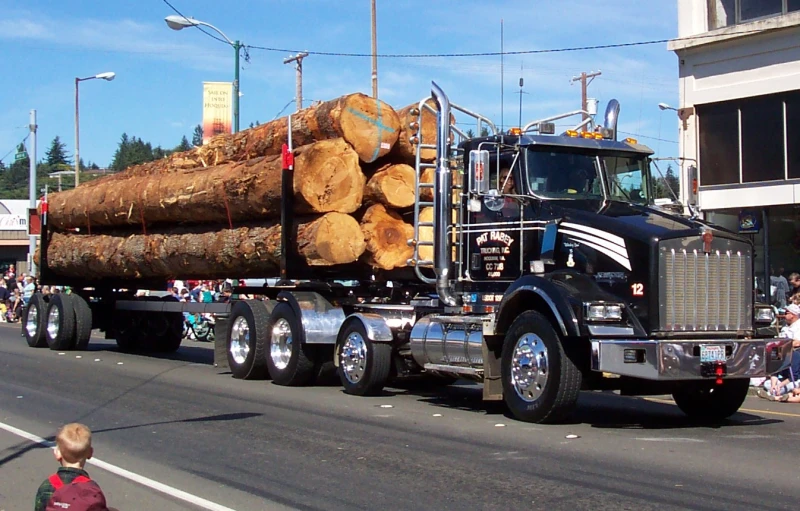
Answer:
0, 1, 680, 171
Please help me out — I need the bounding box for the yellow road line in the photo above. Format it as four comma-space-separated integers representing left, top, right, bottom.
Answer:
644, 397, 800, 418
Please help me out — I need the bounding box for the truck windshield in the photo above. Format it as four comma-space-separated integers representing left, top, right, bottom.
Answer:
525, 148, 650, 205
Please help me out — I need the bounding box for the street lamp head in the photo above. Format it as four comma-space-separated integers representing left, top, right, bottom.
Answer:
165, 15, 198, 31
658, 102, 675, 111
95, 72, 116, 81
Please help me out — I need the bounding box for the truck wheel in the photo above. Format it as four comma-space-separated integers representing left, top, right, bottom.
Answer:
501, 310, 581, 423
336, 321, 392, 396
672, 379, 749, 421
227, 300, 270, 380
45, 294, 77, 351
23, 294, 48, 348
267, 303, 316, 386
72, 294, 93, 351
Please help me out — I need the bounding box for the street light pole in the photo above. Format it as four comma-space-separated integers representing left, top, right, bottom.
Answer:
164, 16, 242, 133
74, 72, 115, 187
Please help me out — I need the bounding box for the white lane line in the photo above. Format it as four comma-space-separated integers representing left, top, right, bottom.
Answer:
0, 420, 236, 511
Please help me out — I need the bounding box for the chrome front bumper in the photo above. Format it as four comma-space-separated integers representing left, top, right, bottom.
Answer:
591, 338, 792, 381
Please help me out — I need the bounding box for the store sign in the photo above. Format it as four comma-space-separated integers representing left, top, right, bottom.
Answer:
738, 210, 761, 234
0, 215, 27, 231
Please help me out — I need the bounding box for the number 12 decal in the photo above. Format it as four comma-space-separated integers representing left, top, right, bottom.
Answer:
631, 283, 644, 296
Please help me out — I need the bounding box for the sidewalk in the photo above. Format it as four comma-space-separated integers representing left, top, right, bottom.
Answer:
0, 429, 201, 511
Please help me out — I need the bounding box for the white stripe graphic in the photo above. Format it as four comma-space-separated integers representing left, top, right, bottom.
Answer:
569, 238, 632, 270
561, 222, 626, 248
0, 421, 240, 511
560, 229, 629, 258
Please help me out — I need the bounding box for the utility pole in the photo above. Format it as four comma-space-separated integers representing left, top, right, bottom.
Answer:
28, 110, 37, 277
571, 70, 601, 131
371, 0, 378, 98
283, 52, 309, 112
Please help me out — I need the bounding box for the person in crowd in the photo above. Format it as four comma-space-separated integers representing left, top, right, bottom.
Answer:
0, 280, 9, 322
790, 273, 800, 299
22, 275, 36, 305
771, 267, 790, 309
201, 284, 213, 303
41, 285, 50, 297
9, 289, 23, 322
218, 283, 233, 303
760, 303, 800, 400
5, 264, 15, 288
34, 423, 112, 511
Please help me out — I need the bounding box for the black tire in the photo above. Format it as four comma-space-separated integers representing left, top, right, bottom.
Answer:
672, 379, 749, 421
45, 294, 77, 351
227, 300, 271, 380
501, 310, 581, 423
336, 321, 392, 396
266, 302, 316, 386
114, 309, 142, 352
153, 296, 183, 353
72, 294, 93, 351
22, 294, 48, 348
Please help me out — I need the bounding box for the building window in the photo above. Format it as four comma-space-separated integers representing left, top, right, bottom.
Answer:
698, 102, 740, 186
741, 95, 785, 183
787, 90, 800, 179
708, 0, 797, 29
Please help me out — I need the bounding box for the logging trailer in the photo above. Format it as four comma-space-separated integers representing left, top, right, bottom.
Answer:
23, 82, 791, 423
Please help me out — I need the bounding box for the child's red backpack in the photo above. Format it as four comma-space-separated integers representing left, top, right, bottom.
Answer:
45, 473, 109, 511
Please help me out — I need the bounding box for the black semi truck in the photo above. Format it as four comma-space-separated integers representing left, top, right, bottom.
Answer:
23, 82, 791, 423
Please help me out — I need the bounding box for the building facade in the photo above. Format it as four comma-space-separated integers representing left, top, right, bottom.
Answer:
0, 200, 34, 276
669, 0, 800, 303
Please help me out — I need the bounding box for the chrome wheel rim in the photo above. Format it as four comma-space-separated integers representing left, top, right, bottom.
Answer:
26, 304, 39, 337
229, 316, 250, 365
340, 332, 367, 384
270, 318, 292, 370
47, 307, 60, 340
510, 334, 549, 402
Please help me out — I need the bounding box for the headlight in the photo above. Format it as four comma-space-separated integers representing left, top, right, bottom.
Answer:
755, 306, 775, 324
585, 302, 624, 322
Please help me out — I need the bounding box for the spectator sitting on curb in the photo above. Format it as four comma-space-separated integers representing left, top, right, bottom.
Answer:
759, 303, 800, 400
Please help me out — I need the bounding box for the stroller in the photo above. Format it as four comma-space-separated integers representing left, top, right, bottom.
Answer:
183, 313, 216, 342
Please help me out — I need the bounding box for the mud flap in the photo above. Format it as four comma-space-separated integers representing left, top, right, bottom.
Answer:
483, 339, 503, 401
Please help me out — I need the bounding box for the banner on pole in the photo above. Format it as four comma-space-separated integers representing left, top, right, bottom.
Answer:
202, 81, 233, 145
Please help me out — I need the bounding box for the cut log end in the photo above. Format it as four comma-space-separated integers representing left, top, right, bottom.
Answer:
340, 95, 401, 163
295, 139, 365, 215
360, 204, 414, 270
298, 213, 366, 266
364, 163, 416, 209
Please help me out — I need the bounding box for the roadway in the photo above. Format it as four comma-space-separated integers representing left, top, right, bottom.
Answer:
0, 322, 797, 510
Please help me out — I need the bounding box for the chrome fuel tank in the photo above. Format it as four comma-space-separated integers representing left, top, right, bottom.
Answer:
409, 316, 484, 368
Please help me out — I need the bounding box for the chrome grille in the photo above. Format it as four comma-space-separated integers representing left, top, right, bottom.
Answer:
659, 237, 752, 332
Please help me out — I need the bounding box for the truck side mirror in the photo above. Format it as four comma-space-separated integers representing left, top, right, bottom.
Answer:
469, 150, 490, 194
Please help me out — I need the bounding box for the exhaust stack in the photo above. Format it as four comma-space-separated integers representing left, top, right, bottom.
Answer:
430, 82, 457, 306
604, 99, 620, 141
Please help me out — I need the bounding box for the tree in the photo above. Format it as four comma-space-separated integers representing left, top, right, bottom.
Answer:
175, 136, 192, 152
465, 129, 475, 138
44, 136, 71, 167
480, 127, 489, 137
653, 163, 680, 200
192, 124, 204, 147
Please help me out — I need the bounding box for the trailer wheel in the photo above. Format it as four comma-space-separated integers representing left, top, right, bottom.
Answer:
227, 300, 270, 380
267, 303, 316, 386
153, 295, 183, 353
114, 310, 142, 352
672, 379, 749, 422
336, 321, 392, 396
72, 294, 93, 351
45, 294, 77, 351
23, 294, 48, 348
501, 310, 581, 423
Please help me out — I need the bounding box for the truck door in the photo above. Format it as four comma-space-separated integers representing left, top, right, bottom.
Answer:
466, 154, 523, 282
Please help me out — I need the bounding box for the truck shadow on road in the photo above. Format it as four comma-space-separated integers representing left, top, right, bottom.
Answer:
389, 382, 782, 429
84, 339, 215, 365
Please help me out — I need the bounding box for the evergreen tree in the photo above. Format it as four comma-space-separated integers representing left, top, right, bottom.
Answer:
192, 124, 204, 147
44, 136, 71, 167
480, 127, 489, 137
175, 136, 192, 152
465, 129, 475, 138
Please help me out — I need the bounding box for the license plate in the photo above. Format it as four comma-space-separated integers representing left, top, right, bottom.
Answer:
700, 345, 726, 363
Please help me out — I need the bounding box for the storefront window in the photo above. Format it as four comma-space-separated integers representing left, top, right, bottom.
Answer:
741, 95, 785, 183
741, 0, 783, 22
787, 91, 800, 179
698, 102, 740, 186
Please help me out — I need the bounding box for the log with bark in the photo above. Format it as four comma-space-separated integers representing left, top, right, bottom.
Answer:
43, 213, 366, 280
390, 99, 454, 163
359, 204, 414, 270
47, 139, 366, 231
117, 94, 400, 179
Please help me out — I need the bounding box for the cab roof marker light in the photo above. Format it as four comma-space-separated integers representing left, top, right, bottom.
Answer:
625, 137, 638, 144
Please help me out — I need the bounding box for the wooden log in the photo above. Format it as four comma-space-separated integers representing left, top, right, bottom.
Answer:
118, 93, 400, 179
47, 139, 365, 230
363, 164, 416, 208
390, 99, 453, 163
360, 204, 414, 270
43, 213, 366, 280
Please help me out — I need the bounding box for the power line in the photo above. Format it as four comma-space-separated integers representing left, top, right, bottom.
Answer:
618, 131, 678, 144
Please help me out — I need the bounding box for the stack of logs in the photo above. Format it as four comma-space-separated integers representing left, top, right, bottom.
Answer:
43, 94, 444, 281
